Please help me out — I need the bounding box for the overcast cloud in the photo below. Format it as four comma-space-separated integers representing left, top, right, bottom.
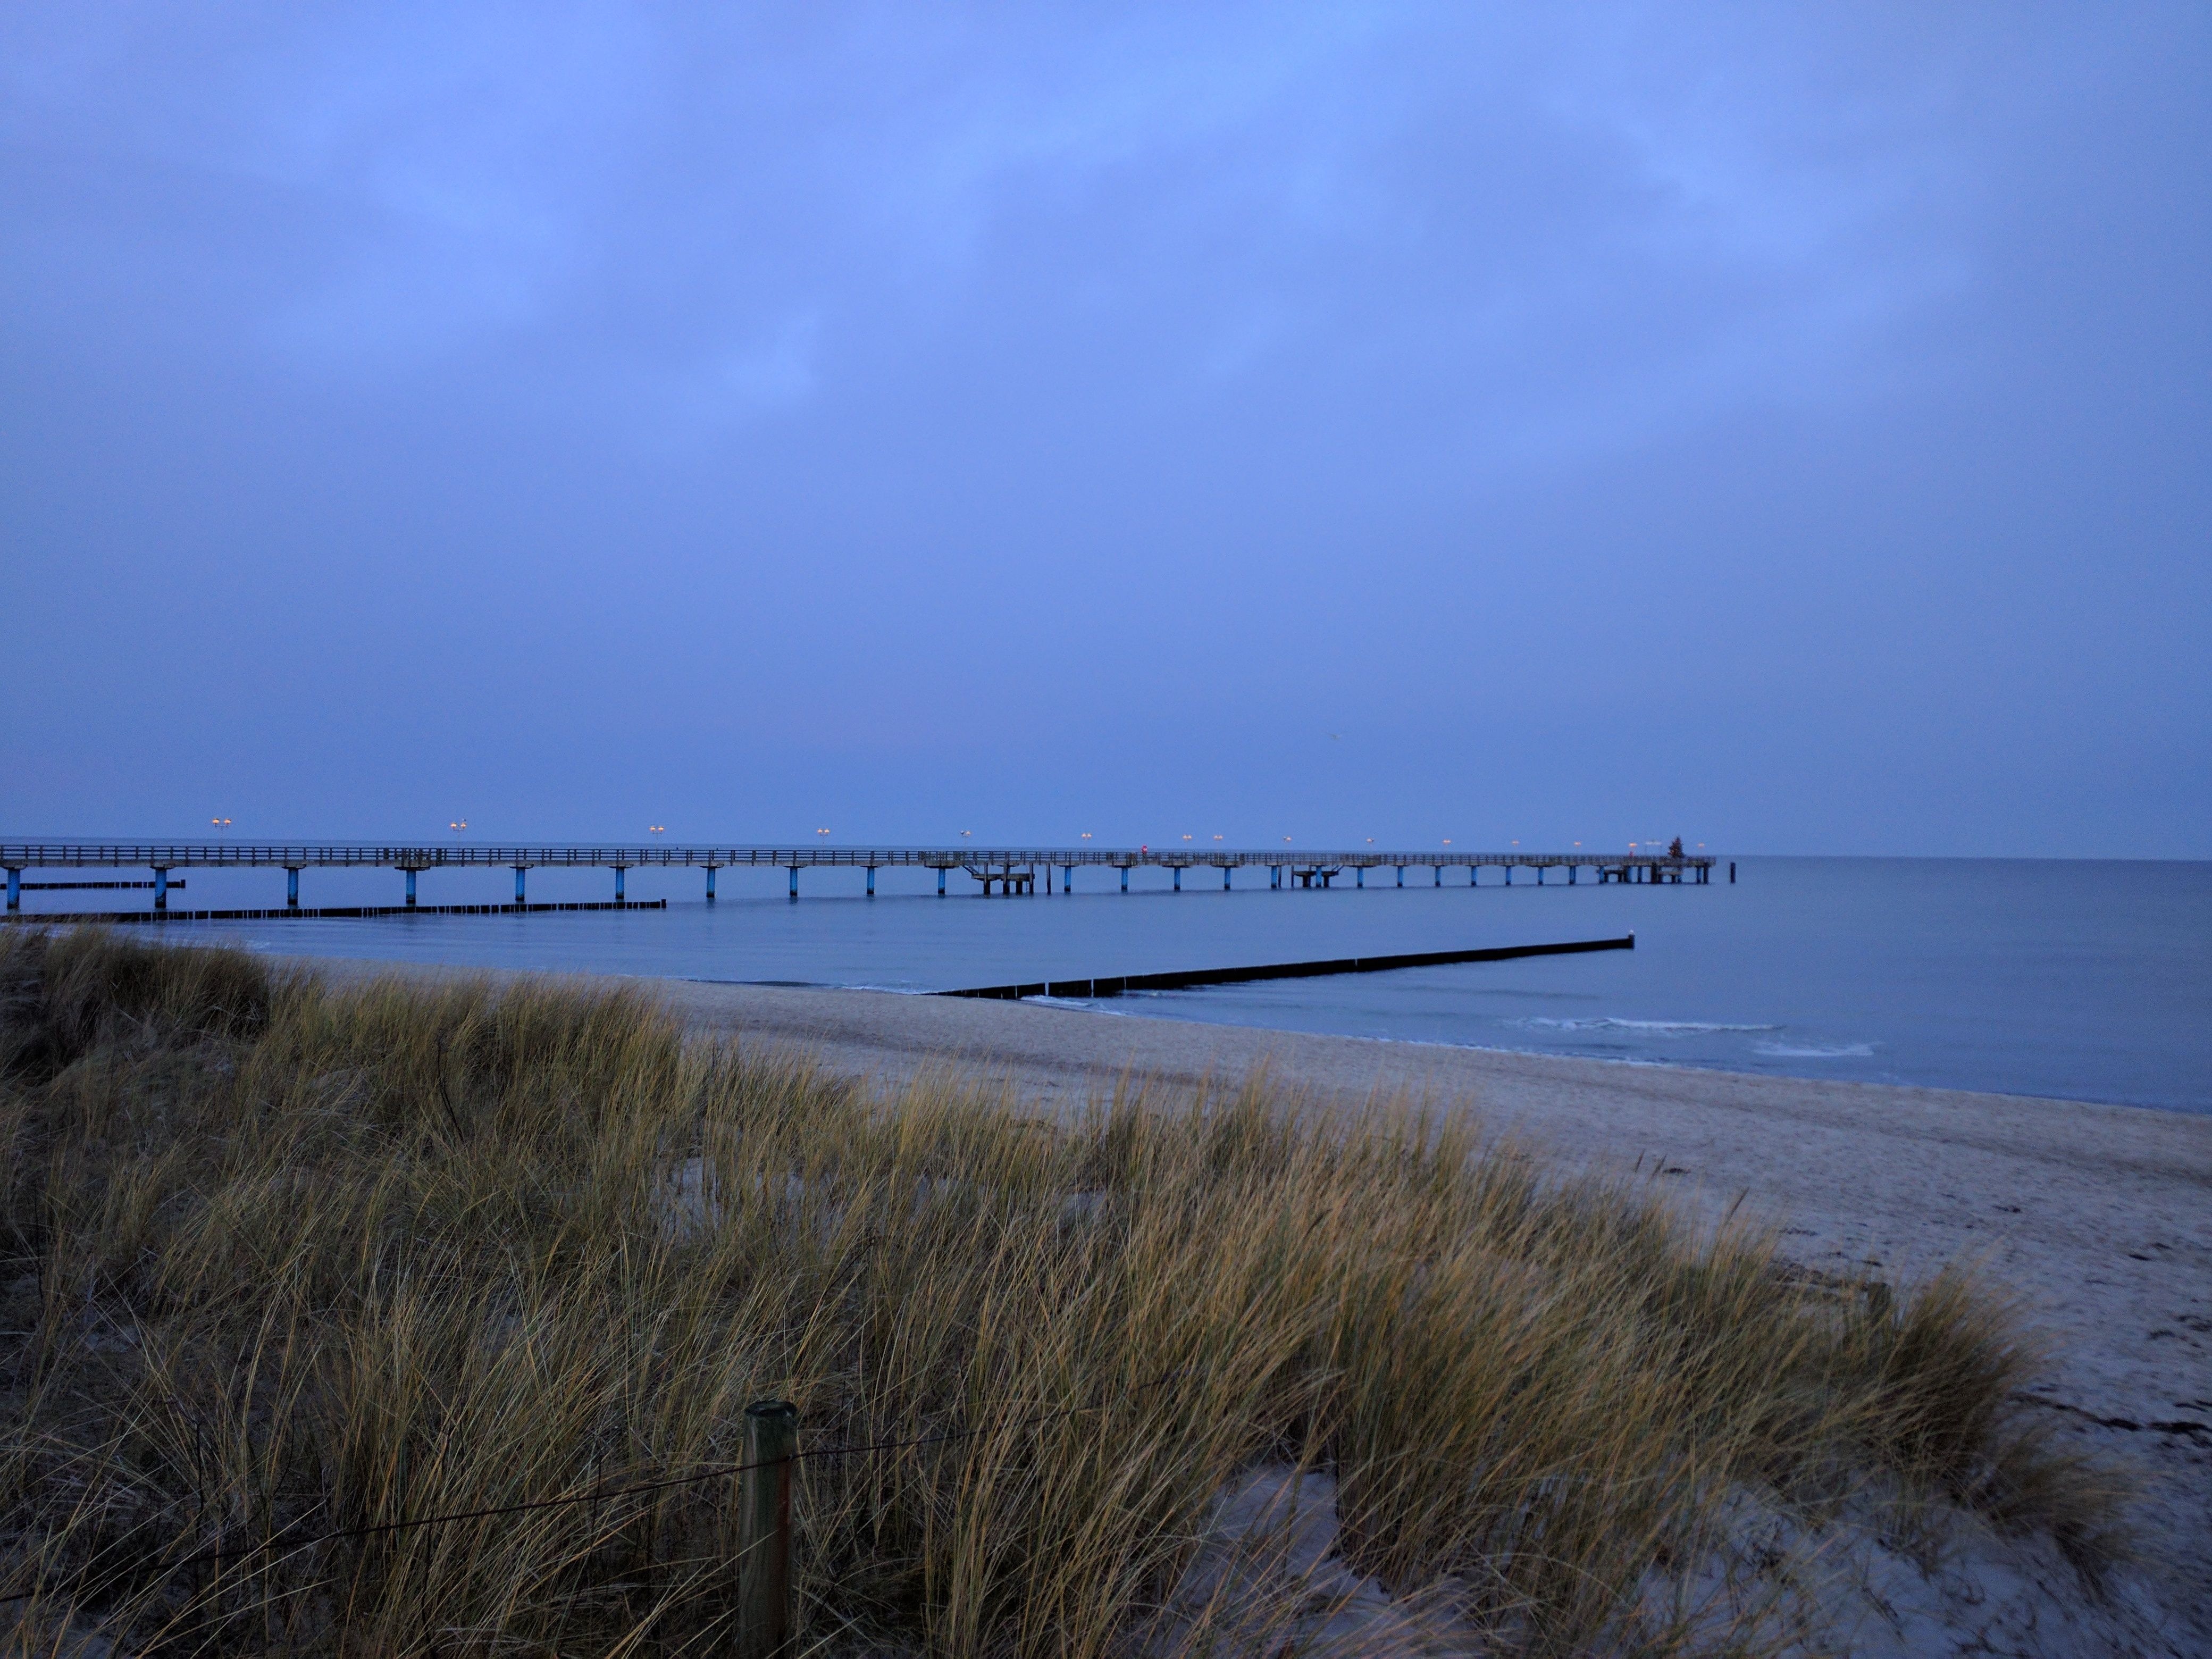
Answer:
4, 4, 2206, 855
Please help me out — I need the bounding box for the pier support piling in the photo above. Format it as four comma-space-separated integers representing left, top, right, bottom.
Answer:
787, 867, 798, 900
512, 867, 526, 904
1121, 867, 1129, 893
938, 868, 947, 896
1396, 866, 1404, 887
1435, 866, 1442, 886
1172, 867, 1182, 892
1063, 866, 1073, 894
288, 867, 301, 908
4, 868, 18, 912
401, 870, 414, 908
866, 866, 876, 897
614, 867, 626, 902
706, 867, 717, 902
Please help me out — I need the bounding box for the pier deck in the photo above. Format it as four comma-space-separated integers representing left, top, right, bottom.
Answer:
2, 843, 1717, 913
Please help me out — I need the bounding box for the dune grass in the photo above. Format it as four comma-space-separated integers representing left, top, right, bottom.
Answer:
0, 928, 2123, 1655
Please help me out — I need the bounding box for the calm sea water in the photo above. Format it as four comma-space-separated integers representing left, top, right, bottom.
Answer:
30, 857, 2209, 1112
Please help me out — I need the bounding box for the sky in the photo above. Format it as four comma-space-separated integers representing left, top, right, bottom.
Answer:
3, 4, 2207, 858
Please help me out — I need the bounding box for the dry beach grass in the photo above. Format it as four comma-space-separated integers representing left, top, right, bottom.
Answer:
0, 931, 2132, 1655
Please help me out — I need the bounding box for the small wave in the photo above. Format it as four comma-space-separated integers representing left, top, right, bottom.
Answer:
1517, 1017, 1782, 1035
1753, 1041, 1875, 1059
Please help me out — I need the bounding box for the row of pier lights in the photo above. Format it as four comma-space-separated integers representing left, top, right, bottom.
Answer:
1, 857, 1716, 912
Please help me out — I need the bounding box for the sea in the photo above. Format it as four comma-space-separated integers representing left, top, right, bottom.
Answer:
24, 856, 2210, 1114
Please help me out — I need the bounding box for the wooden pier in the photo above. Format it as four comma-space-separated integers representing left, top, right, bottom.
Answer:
2, 842, 1717, 915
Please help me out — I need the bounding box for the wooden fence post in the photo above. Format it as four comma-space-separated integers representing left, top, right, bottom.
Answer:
738, 1399, 799, 1658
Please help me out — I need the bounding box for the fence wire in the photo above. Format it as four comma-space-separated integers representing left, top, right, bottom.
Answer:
3, 1368, 1193, 1610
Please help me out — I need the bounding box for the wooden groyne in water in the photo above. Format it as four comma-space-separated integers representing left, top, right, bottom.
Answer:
941, 933, 1635, 1000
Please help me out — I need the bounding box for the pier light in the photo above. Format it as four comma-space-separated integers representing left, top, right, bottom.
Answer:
1181, 834, 1192, 841
649, 825, 666, 835
961, 830, 973, 837
816, 827, 830, 836
1442, 839, 1452, 845
1080, 832, 1092, 839
211, 817, 231, 832
1213, 834, 1224, 841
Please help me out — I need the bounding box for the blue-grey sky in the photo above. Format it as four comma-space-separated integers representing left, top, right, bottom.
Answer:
4, 5, 2207, 857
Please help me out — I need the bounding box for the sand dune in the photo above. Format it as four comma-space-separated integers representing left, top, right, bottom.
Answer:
308, 960, 2212, 1650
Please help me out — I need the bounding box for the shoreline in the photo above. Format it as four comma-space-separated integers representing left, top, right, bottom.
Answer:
733, 979, 2188, 1115
28, 856, 2205, 1116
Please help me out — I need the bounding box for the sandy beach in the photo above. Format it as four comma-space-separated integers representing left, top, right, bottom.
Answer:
313, 960, 2212, 1643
